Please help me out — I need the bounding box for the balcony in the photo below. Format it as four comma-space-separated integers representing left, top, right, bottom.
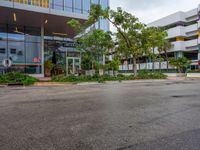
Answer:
198, 20, 200, 29
185, 23, 198, 33
170, 41, 185, 51
167, 26, 186, 39
185, 39, 198, 48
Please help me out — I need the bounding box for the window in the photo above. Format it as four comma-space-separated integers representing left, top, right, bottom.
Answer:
64, 0, 73, 12
74, 0, 82, 13
0, 48, 5, 54
25, 27, 41, 42
0, 25, 42, 74
83, 0, 90, 14
54, 0, 64, 10
25, 42, 41, 74
100, 0, 108, 9
0, 24, 7, 65
100, 19, 109, 31
91, 0, 99, 4
10, 49, 16, 54
41, 0, 49, 8
0, 24, 7, 41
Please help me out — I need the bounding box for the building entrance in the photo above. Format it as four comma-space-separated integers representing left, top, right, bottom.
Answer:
66, 57, 81, 76
44, 39, 81, 76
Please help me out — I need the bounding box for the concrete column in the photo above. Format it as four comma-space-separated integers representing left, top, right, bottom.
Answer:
41, 26, 44, 77
175, 51, 183, 58
198, 44, 200, 59
198, 30, 200, 68
103, 54, 105, 65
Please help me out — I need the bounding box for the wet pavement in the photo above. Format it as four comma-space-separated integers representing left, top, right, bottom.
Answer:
0, 79, 200, 150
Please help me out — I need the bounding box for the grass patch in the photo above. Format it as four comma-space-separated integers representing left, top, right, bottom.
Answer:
0, 72, 38, 86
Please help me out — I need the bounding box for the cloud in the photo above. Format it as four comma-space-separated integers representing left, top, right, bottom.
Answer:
110, 0, 200, 25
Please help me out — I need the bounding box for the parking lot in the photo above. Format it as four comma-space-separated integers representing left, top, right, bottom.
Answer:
0, 79, 200, 150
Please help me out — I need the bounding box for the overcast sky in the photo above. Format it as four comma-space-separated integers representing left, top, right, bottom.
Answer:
110, 0, 200, 24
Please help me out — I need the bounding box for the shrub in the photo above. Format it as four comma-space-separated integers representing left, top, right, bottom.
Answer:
51, 70, 167, 83
149, 72, 167, 79
137, 70, 151, 79
138, 70, 167, 79
169, 57, 191, 73
52, 74, 135, 83
0, 72, 38, 85
188, 69, 200, 73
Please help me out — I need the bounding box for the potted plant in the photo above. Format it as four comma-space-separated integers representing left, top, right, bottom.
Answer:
109, 60, 120, 76
44, 60, 54, 77
96, 63, 104, 76
169, 57, 191, 77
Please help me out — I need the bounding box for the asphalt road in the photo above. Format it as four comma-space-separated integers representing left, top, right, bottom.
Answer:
0, 79, 200, 150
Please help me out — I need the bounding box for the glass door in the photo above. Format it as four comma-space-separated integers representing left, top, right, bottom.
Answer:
66, 57, 81, 76
74, 58, 80, 75
67, 57, 73, 75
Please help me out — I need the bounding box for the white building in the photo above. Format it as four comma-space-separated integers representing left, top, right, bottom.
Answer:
118, 4, 200, 72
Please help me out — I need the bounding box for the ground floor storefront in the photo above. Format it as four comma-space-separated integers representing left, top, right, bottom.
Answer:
0, 24, 81, 77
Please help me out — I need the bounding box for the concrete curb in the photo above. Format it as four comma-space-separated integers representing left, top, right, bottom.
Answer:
34, 82, 73, 86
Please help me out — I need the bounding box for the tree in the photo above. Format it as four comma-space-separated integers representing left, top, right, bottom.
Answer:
158, 40, 172, 71
109, 59, 120, 71
86, 5, 147, 76
144, 27, 168, 71
81, 52, 93, 70
86, 4, 170, 76
72, 28, 114, 70
68, 4, 168, 75
169, 57, 191, 73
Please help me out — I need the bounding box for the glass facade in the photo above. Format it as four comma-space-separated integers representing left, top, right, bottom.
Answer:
5, 0, 109, 18
0, 25, 42, 74
5, 0, 49, 8
1, 0, 109, 74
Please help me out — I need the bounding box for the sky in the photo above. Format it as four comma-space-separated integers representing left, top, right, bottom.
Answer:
110, 0, 200, 30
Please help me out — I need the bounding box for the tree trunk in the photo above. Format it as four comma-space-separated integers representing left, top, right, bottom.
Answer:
166, 60, 169, 71
133, 57, 137, 77
158, 52, 161, 72
164, 51, 169, 72
152, 47, 155, 71
159, 61, 161, 72
145, 57, 148, 69
127, 58, 129, 72
138, 58, 140, 71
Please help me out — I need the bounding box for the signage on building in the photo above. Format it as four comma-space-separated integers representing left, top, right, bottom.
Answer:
33, 58, 41, 63
2, 59, 12, 68
62, 41, 77, 48
55, 41, 77, 48
198, 60, 200, 66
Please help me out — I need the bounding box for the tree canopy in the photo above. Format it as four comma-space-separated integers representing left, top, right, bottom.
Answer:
68, 4, 174, 75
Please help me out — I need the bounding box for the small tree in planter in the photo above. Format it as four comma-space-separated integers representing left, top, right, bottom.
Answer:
109, 60, 120, 76
44, 60, 54, 77
104, 64, 110, 75
169, 57, 191, 77
95, 63, 104, 76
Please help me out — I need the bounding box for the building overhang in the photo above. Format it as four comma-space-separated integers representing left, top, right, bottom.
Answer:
0, 2, 88, 38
